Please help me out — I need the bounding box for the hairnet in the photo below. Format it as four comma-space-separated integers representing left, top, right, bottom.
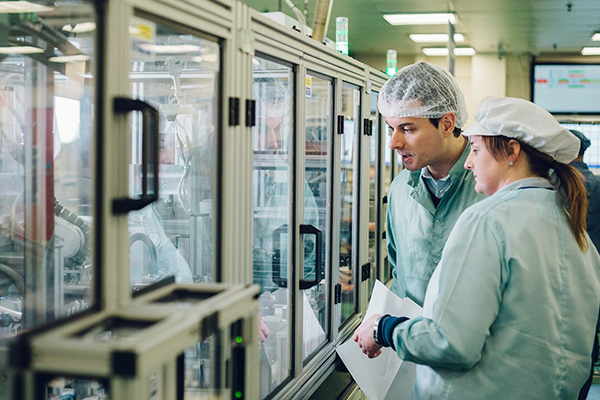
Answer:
568, 129, 591, 155
463, 97, 580, 164
377, 61, 468, 128
253, 74, 290, 119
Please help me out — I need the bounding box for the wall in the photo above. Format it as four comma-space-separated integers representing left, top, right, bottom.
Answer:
355, 52, 600, 128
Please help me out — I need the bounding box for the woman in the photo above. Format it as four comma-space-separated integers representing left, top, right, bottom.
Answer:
354, 97, 600, 399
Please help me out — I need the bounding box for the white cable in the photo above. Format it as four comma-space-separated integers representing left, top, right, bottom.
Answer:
284, 0, 307, 35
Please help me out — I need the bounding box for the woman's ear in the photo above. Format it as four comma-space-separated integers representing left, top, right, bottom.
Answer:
440, 113, 457, 137
506, 139, 521, 163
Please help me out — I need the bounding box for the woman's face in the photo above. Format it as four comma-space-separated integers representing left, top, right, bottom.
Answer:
464, 135, 507, 196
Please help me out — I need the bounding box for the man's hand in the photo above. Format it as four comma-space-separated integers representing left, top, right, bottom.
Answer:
352, 314, 383, 358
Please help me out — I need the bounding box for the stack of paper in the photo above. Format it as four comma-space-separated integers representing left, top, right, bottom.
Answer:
336, 280, 422, 400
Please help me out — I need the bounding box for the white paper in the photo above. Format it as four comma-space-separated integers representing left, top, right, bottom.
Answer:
336, 280, 422, 400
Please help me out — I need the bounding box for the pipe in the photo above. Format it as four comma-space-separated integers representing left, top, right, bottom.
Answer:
311, 0, 333, 42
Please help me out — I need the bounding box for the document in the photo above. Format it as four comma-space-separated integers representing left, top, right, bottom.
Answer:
336, 280, 422, 400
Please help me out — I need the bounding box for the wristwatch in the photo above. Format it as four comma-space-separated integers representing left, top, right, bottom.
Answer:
373, 314, 386, 346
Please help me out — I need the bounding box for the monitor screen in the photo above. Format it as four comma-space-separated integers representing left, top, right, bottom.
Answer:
532, 64, 600, 114
561, 123, 600, 170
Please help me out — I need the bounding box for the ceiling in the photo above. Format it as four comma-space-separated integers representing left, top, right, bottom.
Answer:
241, 0, 600, 59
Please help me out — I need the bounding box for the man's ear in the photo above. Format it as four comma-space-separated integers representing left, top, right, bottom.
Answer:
440, 113, 456, 137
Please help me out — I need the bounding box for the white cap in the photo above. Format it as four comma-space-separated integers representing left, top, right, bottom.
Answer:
378, 61, 468, 128
463, 97, 579, 164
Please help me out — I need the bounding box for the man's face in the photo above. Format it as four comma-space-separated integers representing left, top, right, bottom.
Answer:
385, 116, 446, 171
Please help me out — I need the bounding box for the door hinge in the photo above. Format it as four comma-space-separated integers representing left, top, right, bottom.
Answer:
334, 283, 342, 304
361, 263, 371, 282
229, 97, 240, 126
245, 99, 256, 127
337, 115, 344, 135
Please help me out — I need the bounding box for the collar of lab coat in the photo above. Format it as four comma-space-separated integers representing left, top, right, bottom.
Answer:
407, 142, 472, 189
494, 177, 554, 195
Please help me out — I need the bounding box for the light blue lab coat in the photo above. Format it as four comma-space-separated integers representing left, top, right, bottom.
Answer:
386, 144, 485, 306
393, 178, 600, 399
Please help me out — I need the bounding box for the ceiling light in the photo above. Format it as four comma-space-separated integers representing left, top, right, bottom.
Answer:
0, 1, 53, 13
0, 46, 44, 54
409, 34, 465, 43
137, 44, 201, 54
592, 33, 600, 41
582, 47, 600, 55
62, 22, 96, 33
49, 55, 91, 63
384, 13, 457, 26
422, 47, 475, 56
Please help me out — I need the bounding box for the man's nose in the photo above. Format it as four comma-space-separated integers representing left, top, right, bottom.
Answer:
389, 130, 405, 150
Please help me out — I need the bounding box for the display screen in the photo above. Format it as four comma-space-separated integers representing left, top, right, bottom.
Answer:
532, 64, 600, 114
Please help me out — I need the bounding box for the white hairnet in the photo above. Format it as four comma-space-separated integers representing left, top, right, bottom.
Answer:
378, 61, 468, 128
253, 75, 290, 119
463, 97, 579, 164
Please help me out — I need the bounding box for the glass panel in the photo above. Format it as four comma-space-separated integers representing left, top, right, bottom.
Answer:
382, 119, 393, 284
184, 336, 221, 399
128, 17, 220, 289
252, 57, 293, 399
0, 2, 96, 334
384, 126, 393, 191
43, 376, 108, 399
302, 73, 332, 361
339, 83, 359, 326
367, 92, 379, 294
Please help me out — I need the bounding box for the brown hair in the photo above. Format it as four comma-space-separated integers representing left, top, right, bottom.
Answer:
428, 117, 462, 137
482, 135, 588, 251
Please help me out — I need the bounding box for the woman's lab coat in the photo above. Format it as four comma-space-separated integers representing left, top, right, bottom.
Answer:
393, 178, 600, 399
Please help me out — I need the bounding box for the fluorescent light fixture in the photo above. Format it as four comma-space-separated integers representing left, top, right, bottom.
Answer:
0, 46, 44, 54
409, 33, 464, 43
0, 1, 53, 13
592, 33, 600, 41
49, 54, 90, 63
582, 47, 600, 55
384, 13, 456, 26
62, 22, 96, 33
137, 44, 201, 54
422, 47, 475, 56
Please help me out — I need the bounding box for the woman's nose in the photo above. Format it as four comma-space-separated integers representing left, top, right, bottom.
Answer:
464, 152, 473, 170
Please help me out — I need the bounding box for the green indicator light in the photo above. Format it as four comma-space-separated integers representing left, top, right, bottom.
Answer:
235, 391, 243, 398
235, 336, 243, 344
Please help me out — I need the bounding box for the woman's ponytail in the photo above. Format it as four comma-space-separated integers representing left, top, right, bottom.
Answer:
550, 161, 588, 251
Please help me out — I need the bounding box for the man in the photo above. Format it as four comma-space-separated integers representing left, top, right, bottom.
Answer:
569, 129, 600, 250
569, 129, 600, 400
380, 61, 486, 306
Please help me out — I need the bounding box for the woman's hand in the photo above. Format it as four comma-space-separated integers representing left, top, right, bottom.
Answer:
353, 314, 383, 358
258, 314, 270, 342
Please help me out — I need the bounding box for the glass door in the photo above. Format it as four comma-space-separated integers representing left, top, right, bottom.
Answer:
302, 71, 332, 361
367, 91, 379, 293
127, 16, 221, 290
0, 1, 97, 334
252, 56, 294, 399
338, 82, 360, 326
